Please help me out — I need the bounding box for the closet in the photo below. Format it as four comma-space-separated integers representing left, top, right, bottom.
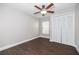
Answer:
50, 11, 75, 46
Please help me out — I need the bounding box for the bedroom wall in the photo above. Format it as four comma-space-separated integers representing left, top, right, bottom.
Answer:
0, 4, 39, 49
75, 4, 79, 52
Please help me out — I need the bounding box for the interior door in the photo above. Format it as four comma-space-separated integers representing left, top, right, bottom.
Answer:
52, 15, 62, 43
62, 13, 74, 45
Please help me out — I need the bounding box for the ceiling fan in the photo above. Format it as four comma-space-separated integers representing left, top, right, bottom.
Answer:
34, 3, 54, 16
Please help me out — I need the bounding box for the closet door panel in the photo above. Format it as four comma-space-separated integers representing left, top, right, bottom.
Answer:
62, 15, 68, 44
62, 14, 74, 45
52, 16, 62, 43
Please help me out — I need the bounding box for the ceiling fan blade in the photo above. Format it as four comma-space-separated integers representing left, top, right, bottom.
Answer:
47, 11, 54, 13
34, 11, 40, 14
42, 5, 45, 9
46, 3, 54, 9
34, 5, 42, 10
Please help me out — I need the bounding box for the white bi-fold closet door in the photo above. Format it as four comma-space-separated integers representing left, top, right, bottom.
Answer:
52, 15, 62, 43
51, 13, 75, 46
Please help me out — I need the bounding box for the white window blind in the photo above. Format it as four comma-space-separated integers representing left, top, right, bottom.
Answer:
42, 21, 49, 34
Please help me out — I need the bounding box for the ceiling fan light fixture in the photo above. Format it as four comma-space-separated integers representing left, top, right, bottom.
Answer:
41, 10, 47, 16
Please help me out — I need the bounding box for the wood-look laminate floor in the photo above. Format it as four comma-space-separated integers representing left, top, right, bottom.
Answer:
0, 37, 78, 55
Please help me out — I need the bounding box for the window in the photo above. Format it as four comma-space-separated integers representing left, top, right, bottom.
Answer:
42, 21, 49, 34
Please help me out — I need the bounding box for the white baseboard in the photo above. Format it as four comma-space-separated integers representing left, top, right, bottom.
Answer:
39, 35, 50, 39
0, 36, 39, 51
74, 45, 79, 53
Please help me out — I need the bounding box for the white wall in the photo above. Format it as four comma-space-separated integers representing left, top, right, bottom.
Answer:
0, 4, 39, 48
75, 4, 79, 51
39, 17, 50, 38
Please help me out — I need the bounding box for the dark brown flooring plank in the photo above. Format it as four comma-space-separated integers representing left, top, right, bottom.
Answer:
0, 37, 78, 55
